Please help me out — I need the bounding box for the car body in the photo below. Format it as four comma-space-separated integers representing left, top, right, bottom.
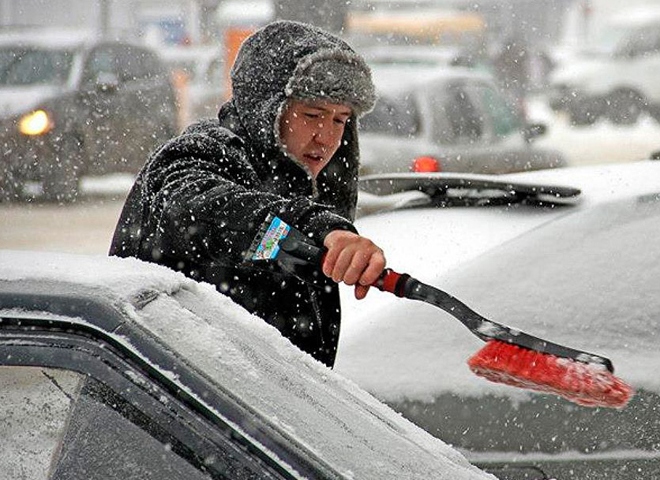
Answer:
0, 28, 178, 202
159, 44, 226, 124
548, 9, 660, 126
358, 64, 566, 176
335, 160, 660, 479
0, 250, 494, 480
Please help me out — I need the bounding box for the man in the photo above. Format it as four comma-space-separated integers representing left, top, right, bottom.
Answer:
110, 20, 385, 367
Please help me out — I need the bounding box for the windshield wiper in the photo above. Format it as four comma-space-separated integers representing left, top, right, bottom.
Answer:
358, 172, 581, 211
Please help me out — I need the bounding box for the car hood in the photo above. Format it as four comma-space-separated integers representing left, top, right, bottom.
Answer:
0, 86, 62, 119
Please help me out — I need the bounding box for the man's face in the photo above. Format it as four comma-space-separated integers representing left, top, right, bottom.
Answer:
279, 99, 353, 179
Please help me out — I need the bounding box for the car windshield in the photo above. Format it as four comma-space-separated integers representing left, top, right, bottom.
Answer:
0, 47, 74, 86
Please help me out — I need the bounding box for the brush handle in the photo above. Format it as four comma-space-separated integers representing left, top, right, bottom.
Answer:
371, 268, 411, 297
372, 268, 615, 372
372, 269, 484, 330
264, 217, 615, 373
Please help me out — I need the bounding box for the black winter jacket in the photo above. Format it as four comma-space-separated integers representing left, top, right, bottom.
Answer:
110, 21, 375, 367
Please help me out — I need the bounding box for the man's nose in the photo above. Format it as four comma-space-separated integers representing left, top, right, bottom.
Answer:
313, 125, 337, 146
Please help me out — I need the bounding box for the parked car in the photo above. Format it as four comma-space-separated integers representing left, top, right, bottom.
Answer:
335, 160, 660, 479
358, 64, 566, 176
159, 44, 226, 125
0, 28, 178, 202
548, 8, 660, 126
0, 250, 495, 480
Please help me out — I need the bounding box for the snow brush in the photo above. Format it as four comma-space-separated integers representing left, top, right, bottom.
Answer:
245, 215, 634, 409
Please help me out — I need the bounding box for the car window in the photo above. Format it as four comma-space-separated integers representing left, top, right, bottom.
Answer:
474, 83, 521, 138
0, 366, 81, 480
359, 93, 419, 136
0, 365, 214, 480
118, 45, 164, 82
0, 48, 74, 86
51, 376, 214, 480
435, 84, 483, 144
83, 46, 119, 83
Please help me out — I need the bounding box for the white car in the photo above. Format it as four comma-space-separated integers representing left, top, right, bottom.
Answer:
337, 160, 660, 479
0, 250, 494, 480
358, 64, 566, 176
548, 9, 660, 126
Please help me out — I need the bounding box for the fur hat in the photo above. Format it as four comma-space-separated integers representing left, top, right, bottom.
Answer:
285, 48, 376, 117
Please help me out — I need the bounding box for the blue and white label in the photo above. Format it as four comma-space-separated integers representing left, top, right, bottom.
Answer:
251, 216, 291, 260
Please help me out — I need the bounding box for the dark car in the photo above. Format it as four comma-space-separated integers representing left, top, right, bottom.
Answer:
0, 250, 494, 480
358, 64, 566, 176
0, 28, 178, 202
337, 160, 660, 479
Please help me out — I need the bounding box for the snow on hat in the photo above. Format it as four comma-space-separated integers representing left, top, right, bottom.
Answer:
285, 48, 376, 117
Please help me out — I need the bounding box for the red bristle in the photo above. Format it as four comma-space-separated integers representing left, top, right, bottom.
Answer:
467, 340, 634, 408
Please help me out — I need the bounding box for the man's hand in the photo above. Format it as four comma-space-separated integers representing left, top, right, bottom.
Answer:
322, 230, 386, 300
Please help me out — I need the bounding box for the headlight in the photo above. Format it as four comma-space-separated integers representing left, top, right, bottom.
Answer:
18, 109, 53, 136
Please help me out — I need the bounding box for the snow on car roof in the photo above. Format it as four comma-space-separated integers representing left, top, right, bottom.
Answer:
369, 63, 489, 94
0, 250, 493, 480
0, 27, 98, 50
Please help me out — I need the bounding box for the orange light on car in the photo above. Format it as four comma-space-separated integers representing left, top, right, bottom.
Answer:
412, 156, 440, 172
18, 109, 53, 136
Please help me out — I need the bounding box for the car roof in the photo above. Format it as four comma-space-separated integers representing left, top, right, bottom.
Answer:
0, 28, 151, 52
360, 44, 466, 64
0, 27, 100, 50
369, 63, 491, 95
0, 251, 491, 480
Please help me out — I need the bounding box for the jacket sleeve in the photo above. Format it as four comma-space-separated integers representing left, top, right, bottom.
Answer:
139, 125, 356, 270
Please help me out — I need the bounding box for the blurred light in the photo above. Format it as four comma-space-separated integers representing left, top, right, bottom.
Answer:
19, 109, 53, 136
412, 156, 440, 172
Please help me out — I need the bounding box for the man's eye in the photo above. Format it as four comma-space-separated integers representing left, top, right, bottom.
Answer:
334, 118, 347, 125
304, 112, 320, 119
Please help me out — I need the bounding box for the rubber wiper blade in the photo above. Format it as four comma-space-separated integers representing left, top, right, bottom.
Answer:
358, 173, 581, 207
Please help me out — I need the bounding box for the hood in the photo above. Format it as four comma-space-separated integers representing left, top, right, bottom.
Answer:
225, 20, 376, 221
0, 86, 61, 119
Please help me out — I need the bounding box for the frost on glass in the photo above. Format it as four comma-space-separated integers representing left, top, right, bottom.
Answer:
0, 366, 82, 480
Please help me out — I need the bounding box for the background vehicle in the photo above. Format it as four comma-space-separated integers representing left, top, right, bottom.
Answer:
336, 160, 660, 479
0, 28, 178, 202
358, 64, 566, 176
0, 250, 494, 480
548, 8, 660, 126
159, 44, 226, 126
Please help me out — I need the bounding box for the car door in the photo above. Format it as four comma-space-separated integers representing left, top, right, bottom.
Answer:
78, 44, 131, 175
429, 79, 541, 174
427, 79, 500, 173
